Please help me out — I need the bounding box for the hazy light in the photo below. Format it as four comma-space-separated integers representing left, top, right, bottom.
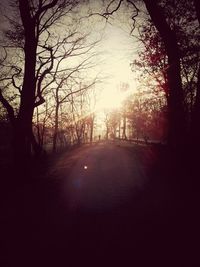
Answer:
96, 88, 122, 110
92, 23, 137, 112
84, 165, 88, 170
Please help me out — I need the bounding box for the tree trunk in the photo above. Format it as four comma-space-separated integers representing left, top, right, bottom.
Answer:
30, 131, 43, 157
194, 0, 200, 23
191, 1, 200, 149
143, 0, 186, 150
52, 105, 59, 153
106, 126, 109, 140
122, 115, 127, 140
118, 119, 121, 138
11, 1, 38, 164
90, 115, 94, 143
12, 120, 32, 166
191, 65, 200, 148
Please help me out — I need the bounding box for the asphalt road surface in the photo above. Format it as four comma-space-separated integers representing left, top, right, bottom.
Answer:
61, 142, 148, 211
1, 142, 197, 266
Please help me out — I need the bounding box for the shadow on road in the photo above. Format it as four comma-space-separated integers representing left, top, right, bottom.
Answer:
0, 143, 199, 266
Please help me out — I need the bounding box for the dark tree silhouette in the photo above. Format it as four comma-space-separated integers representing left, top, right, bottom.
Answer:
101, 0, 199, 151
142, 0, 186, 150
191, 0, 200, 149
0, 0, 80, 166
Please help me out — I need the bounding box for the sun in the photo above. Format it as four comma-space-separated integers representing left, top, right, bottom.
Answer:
95, 78, 132, 112
96, 87, 124, 110
88, 23, 138, 114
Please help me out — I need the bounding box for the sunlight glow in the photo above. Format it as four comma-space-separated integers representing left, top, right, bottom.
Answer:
93, 24, 137, 112
96, 87, 127, 110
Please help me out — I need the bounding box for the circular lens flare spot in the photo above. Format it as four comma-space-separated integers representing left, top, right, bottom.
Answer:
84, 165, 88, 170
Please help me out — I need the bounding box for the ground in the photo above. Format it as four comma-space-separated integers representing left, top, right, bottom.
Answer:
0, 141, 199, 266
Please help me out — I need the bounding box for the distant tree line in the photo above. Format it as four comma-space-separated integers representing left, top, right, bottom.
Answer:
0, 0, 199, 169
0, 0, 100, 167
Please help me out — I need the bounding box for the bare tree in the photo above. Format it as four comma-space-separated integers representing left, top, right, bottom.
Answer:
0, 0, 83, 167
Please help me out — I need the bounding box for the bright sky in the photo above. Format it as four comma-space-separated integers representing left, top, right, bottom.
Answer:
94, 22, 138, 111
0, 0, 140, 116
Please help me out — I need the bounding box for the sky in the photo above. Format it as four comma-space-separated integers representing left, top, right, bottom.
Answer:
92, 21, 139, 112
0, 0, 141, 116
82, 0, 144, 111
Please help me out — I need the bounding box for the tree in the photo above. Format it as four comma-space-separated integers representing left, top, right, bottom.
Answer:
140, 0, 200, 151
33, 103, 54, 151
0, 0, 85, 165
103, 108, 121, 140
142, 0, 186, 150
101, 0, 199, 151
132, 18, 169, 103
191, 0, 200, 148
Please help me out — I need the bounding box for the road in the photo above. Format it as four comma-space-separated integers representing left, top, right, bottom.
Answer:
0, 142, 195, 266
60, 142, 148, 211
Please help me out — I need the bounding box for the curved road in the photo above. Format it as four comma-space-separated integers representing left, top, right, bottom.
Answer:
61, 142, 147, 211
1, 142, 189, 266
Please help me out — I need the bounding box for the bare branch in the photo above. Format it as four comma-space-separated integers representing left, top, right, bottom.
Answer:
103, 0, 123, 17
0, 89, 15, 124
34, 0, 59, 20
127, 0, 139, 34
11, 67, 22, 93
35, 46, 54, 107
